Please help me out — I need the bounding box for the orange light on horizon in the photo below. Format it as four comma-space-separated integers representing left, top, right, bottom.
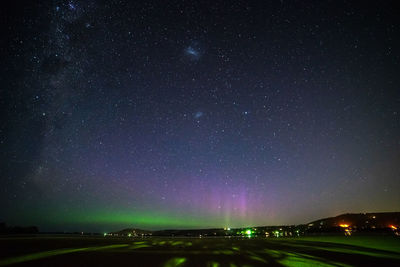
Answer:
389, 225, 397, 230
339, 224, 349, 228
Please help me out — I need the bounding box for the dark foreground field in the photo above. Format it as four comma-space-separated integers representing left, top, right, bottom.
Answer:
1, 236, 400, 266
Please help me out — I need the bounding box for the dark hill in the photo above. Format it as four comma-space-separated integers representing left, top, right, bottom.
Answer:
110, 228, 152, 236
307, 212, 400, 229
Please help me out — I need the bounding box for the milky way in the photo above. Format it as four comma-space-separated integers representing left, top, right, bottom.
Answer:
1, 1, 399, 232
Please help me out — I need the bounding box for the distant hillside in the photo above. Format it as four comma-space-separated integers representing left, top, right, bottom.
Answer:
0, 222, 39, 234
110, 228, 152, 236
110, 212, 400, 237
307, 212, 400, 229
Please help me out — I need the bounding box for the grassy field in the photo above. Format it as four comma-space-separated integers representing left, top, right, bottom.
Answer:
0, 235, 399, 266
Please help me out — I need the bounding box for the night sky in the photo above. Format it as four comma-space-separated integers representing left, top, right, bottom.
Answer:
1, 0, 399, 232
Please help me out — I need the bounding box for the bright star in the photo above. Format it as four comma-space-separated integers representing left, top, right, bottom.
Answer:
185, 45, 201, 61
194, 111, 203, 119
68, 1, 76, 10
186, 47, 198, 56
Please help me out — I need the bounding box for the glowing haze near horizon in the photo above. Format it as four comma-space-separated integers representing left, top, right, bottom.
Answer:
1, 0, 399, 232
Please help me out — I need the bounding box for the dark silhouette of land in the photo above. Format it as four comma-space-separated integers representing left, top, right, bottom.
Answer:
1, 212, 399, 266
0, 223, 38, 235
110, 212, 400, 237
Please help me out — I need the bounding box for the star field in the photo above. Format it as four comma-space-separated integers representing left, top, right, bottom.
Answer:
1, 0, 399, 232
